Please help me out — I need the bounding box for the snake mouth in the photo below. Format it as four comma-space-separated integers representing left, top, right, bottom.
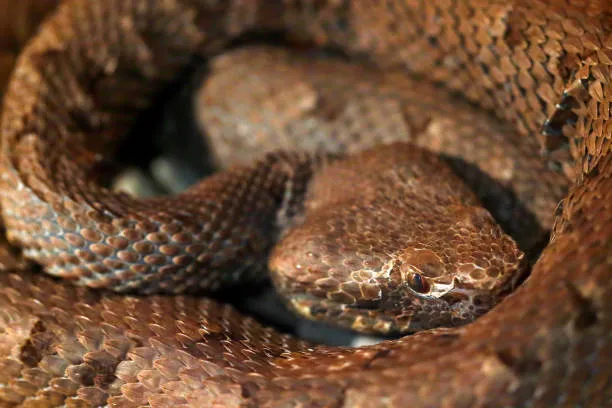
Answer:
285, 293, 400, 334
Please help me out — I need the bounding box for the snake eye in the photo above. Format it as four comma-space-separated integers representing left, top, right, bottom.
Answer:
408, 273, 430, 294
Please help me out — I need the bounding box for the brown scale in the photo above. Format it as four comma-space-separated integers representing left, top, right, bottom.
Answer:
0, 1, 609, 407
0, 0, 59, 96
270, 144, 525, 334
196, 46, 569, 254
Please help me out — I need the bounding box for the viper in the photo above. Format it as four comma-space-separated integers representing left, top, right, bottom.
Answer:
0, 1, 609, 407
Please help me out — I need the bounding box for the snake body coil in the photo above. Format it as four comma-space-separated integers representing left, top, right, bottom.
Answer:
0, 1, 610, 407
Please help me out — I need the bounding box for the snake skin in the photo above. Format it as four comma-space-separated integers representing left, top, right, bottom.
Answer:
270, 144, 525, 334
0, 0, 610, 407
0, 0, 59, 96
196, 46, 569, 254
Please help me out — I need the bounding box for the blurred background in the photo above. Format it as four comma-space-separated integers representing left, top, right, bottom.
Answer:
0, 0, 58, 96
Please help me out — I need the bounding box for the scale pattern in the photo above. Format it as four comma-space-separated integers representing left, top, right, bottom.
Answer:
0, 0, 609, 407
197, 46, 569, 253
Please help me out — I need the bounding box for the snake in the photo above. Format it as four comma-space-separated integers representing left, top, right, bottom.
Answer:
0, 0, 610, 407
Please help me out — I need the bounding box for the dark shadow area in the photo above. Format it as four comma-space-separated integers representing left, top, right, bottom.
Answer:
114, 31, 352, 184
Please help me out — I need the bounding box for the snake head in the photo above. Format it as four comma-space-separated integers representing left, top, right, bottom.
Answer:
269, 144, 526, 335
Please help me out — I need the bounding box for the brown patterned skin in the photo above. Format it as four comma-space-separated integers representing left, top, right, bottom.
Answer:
0, 0, 58, 96
2, 146, 321, 294
270, 144, 525, 334
197, 46, 569, 253
0, 239, 312, 407
0, 1, 610, 407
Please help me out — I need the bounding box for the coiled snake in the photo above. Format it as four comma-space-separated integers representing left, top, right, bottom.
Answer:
0, 0, 610, 407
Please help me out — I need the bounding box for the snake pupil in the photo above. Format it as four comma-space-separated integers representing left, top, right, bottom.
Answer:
409, 273, 429, 294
